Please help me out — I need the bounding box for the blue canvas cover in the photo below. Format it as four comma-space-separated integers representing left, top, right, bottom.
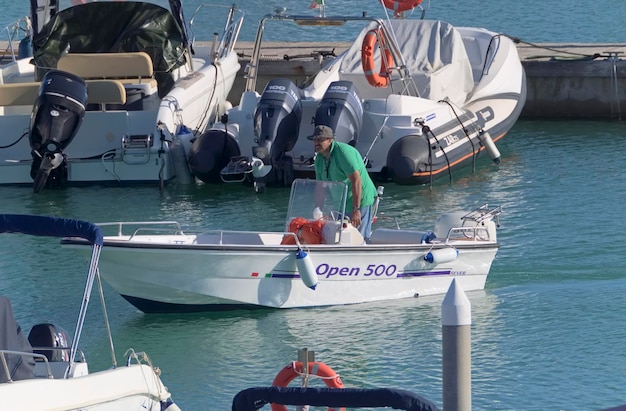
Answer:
0, 214, 103, 246
232, 387, 439, 411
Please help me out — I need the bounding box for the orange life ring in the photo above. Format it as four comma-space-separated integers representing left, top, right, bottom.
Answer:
271, 361, 345, 411
361, 29, 395, 88
380, 0, 423, 12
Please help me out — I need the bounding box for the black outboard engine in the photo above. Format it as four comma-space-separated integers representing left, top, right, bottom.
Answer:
27, 323, 72, 362
315, 80, 363, 145
251, 78, 302, 188
188, 121, 241, 184
29, 70, 88, 193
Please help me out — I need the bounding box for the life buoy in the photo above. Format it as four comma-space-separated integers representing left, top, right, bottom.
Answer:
271, 361, 345, 411
361, 29, 395, 88
380, 0, 423, 12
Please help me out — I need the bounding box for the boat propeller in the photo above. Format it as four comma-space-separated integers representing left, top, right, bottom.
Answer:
31, 148, 65, 193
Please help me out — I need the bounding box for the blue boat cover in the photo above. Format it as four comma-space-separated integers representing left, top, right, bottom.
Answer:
231, 387, 439, 411
0, 214, 103, 246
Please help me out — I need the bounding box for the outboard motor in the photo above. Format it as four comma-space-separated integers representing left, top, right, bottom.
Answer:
29, 70, 88, 192
188, 122, 241, 184
27, 323, 72, 362
315, 80, 363, 145
251, 78, 302, 188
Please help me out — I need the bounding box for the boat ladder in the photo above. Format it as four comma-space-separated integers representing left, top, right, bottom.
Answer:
121, 134, 153, 164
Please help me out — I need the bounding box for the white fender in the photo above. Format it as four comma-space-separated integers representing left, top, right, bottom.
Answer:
478, 130, 501, 164
296, 249, 318, 290
424, 247, 458, 264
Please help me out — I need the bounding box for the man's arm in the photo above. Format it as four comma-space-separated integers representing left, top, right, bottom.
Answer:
348, 170, 363, 228
348, 170, 362, 210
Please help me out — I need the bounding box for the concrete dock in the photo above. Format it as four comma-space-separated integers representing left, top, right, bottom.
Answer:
4, 40, 626, 119
230, 41, 626, 119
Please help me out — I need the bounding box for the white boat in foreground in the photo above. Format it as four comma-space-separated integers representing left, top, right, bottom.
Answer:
0, 0, 243, 192
0, 214, 179, 410
63, 179, 502, 312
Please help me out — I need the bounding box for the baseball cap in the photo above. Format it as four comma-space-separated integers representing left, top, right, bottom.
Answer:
307, 125, 334, 140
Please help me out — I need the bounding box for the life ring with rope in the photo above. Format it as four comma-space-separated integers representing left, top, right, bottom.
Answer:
361, 29, 395, 88
271, 361, 345, 411
380, 0, 423, 13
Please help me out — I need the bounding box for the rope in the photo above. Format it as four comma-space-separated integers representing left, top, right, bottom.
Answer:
439, 98, 478, 171
291, 361, 340, 381
503, 34, 608, 60
421, 124, 451, 188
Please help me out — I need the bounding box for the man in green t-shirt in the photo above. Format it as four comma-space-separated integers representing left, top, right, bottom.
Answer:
308, 125, 378, 240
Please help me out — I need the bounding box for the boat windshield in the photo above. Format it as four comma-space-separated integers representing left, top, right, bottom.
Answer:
285, 179, 348, 230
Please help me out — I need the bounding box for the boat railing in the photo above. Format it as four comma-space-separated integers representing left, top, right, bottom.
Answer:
189, 4, 244, 60
194, 230, 302, 247
96, 221, 184, 238
462, 204, 502, 225
0, 348, 86, 381
1, 16, 32, 63
124, 349, 159, 369
244, 12, 418, 96
445, 226, 492, 242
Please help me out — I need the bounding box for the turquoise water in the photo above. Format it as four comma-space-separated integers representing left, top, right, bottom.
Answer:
2, 120, 626, 410
2, 1, 626, 410
3, 0, 626, 44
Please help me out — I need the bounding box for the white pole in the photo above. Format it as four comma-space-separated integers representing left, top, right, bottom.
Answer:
441, 279, 472, 411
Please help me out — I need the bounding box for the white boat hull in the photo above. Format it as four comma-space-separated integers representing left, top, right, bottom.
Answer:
62, 180, 502, 312
1, 364, 175, 411
93, 242, 496, 310
0, 53, 239, 186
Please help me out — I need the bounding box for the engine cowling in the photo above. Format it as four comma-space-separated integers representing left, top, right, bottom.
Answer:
29, 70, 88, 192
315, 80, 363, 145
252, 78, 302, 164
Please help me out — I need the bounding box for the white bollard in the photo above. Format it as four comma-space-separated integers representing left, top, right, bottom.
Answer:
441, 279, 472, 411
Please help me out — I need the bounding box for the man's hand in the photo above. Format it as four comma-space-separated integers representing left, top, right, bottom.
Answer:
351, 209, 362, 228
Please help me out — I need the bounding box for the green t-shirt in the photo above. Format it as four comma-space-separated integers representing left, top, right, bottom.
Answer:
313, 140, 377, 209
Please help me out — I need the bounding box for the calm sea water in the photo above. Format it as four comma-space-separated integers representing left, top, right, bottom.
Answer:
2, 1, 626, 410
2, 120, 626, 410
2, 0, 626, 44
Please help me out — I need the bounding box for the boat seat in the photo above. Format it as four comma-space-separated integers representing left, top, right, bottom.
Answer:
0, 80, 127, 110
57, 52, 159, 92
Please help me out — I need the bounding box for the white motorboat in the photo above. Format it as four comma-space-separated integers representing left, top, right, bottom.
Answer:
62, 178, 502, 312
188, 3, 526, 192
0, 214, 180, 410
0, 0, 243, 192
